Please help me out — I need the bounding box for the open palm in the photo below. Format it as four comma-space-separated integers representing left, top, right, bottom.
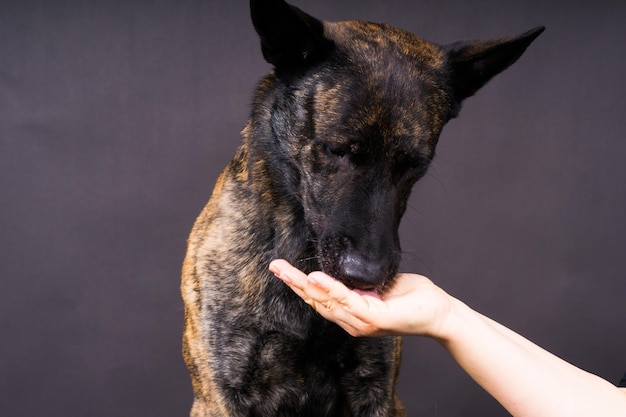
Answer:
269, 259, 453, 338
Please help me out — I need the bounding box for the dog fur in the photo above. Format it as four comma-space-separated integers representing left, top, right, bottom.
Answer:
181, 1, 543, 416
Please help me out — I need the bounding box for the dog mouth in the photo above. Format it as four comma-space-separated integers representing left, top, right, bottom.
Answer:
342, 277, 381, 294
315, 250, 398, 295
353, 288, 383, 299
317, 237, 398, 295
345, 276, 396, 298
322, 262, 395, 297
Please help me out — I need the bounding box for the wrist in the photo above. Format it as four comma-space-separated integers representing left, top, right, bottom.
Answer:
430, 295, 471, 344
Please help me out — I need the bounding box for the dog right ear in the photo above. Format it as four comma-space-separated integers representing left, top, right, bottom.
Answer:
250, 0, 334, 71
445, 26, 545, 103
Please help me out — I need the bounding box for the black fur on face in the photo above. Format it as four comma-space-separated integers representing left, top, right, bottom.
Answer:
248, 22, 451, 291
247, 2, 543, 291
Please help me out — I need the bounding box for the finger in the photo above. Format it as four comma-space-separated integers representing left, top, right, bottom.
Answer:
308, 298, 371, 335
308, 271, 386, 320
315, 308, 384, 337
270, 261, 388, 335
269, 259, 306, 285
269, 260, 335, 305
276, 267, 368, 328
305, 272, 392, 333
271, 261, 360, 308
306, 272, 351, 304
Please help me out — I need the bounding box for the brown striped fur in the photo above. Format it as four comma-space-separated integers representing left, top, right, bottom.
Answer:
182, 1, 543, 415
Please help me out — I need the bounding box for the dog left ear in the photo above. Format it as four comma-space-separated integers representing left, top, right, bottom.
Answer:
250, 0, 334, 70
445, 26, 545, 102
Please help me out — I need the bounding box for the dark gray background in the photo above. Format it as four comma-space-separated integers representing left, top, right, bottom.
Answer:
1, 0, 624, 416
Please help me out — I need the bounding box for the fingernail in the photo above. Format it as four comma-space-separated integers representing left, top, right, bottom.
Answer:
269, 261, 279, 276
269, 262, 293, 284
269, 262, 282, 278
278, 271, 293, 284
307, 273, 321, 285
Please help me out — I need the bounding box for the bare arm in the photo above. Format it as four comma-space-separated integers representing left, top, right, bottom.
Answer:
440, 297, 626, 416
269, 259, 626, 417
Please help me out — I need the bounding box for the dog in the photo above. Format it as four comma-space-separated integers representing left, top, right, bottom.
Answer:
181, 1, 543, 415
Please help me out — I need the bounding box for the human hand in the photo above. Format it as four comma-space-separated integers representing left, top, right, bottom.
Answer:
269, 259, 454, 338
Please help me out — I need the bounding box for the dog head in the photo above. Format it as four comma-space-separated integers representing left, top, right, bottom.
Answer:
249, 0, 543, 292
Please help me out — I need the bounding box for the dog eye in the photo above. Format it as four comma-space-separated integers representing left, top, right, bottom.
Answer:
324, 142, 362, 157
324, 144, 346, 158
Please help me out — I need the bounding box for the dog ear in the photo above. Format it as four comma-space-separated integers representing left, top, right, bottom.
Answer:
445, 26, 545, 102
250, 0, 334, 70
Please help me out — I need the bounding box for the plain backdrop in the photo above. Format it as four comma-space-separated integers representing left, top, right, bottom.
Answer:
1, 0, 625, 416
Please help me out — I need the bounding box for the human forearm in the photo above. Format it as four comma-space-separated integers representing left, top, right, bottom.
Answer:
269, 260, 626, 416
438, 297, 626, 417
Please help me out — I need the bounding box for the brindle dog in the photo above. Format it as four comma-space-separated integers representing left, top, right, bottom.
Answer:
182, 1, 543, 416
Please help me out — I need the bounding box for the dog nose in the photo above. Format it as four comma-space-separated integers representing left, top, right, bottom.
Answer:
338, 254, 386, 290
